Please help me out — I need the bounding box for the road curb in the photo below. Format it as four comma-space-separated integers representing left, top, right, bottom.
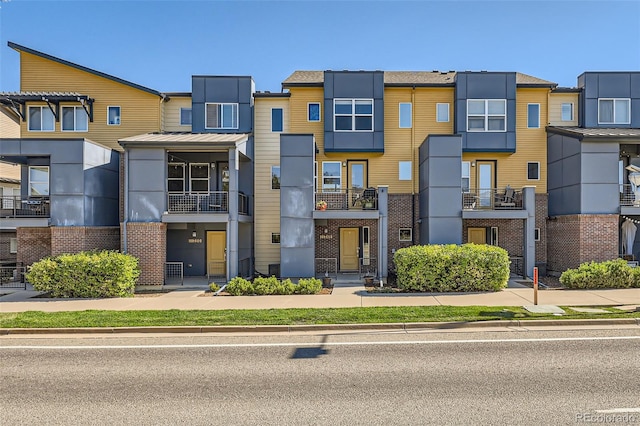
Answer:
1, 318, 638, 335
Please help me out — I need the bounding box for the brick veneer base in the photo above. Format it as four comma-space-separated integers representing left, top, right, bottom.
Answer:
0, 230, 17, 262
16, 227, 51, 267
123, 222, 166, 286
547, 214, 619, 275
51, 227, 120, 257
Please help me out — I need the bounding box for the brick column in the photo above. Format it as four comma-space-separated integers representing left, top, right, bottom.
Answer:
16, 227, 51, 266
124, 222, 166, 286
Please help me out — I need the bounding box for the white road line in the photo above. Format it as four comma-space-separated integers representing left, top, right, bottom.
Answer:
1, 335, 639, 350
595, 408, 640, 414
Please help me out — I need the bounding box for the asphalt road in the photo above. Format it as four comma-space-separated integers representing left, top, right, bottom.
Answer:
2, 328, 640, 425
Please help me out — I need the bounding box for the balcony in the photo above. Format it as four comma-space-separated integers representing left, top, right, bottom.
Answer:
315, 188, 378, 211
0, 196, 50, 218
167, 192, 249, 215
462, 188, 524, 211
620, 184, 635, 207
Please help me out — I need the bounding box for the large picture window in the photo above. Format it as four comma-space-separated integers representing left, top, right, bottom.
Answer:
29, 166, 49, 196
62, 106, 88, 131
322, 162, 342, 191
205, 103, 239, 129
598, 98, 630, 124
334, 99, 373, 131
28, 106, 54, 132
467, 99, 506, 132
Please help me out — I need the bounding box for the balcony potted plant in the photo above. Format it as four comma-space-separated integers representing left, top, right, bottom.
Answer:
316, 200, 327, 211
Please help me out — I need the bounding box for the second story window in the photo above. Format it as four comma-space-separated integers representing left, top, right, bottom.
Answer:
190, 163, 209, 192
271, 108, 283, 132
107, 106, 121, 125
180, 108, 192, 126
437, 103, 450, 122
308, 103, 321, 122
206, 103, 238, 129
462, 161, 470, 192
399, 103, 412, 128
334, 99, 373, 132
467, 99, 506, 132
29, 166, 49, 196
28, 106, 54, 132
62, 106, 88, 131
599, 98, 630, 124
322, 162, 342, 190
527, 104, 540, 128
168, 163, 185, 192
561, 103, 573, 121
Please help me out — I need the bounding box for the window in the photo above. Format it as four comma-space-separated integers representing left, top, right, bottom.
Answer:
189, 163, 209, 192
271, 166, 280, 189
322, 162, 342, 190
436, 103, 449, 122
399, 103, 412, 128
399, 228, 412, 242
527, 104, 540, 128
28, 106, 54, 131
10, 237, 17, 254
334, 99, 373, 131
107, 106, 121, 125
29, 166, 49, 196
462, 161, 470, 192
467, 99, 506, 132
534, 228, 540, 242
271, 233, 280, 244
271, 108, 283, 132
168, 163, 185, 192
62, 106, 88, 131
308, 103, 321, 122
180, 108, 192, 126
598, 98, 630, 124
561, 103, 573, 121
205, 103, 238, 129
399, 161, 412, 180
527, 162, 540, 180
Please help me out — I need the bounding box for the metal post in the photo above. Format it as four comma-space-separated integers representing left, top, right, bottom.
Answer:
533, 266, 538, 305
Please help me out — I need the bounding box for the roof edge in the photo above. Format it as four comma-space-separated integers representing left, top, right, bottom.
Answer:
8, 41, 165, 99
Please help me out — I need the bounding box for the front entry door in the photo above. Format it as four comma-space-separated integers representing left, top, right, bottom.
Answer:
468, 228, 487, 245
206, 231, 226, 277
340, 227, 360, 271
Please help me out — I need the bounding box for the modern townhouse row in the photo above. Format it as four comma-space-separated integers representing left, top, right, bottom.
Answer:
0, 41, 635, 285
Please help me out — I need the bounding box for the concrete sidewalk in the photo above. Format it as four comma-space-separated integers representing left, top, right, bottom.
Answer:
1, 278, 639, 313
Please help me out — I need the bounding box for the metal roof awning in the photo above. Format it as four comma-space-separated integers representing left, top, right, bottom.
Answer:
546, 126, 640, 142
118, 132, 250, 149
0, 91, 94, 123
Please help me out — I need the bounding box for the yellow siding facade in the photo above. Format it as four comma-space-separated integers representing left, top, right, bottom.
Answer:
462, 88, 549, 193
19, 52, 162, 151
288, 87, 455, 194
254, 97, 289, 273
0, 108, 20, 139
163, 97, 192, 132
548, 92, 579, 126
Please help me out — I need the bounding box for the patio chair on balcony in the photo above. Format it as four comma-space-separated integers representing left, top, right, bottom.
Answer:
495, 185, 516, 208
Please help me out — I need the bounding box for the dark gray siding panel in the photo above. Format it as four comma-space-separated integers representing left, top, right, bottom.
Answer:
455, 72, 516, 152
323, 71, 384, 153
191, 76, 254, 133
579, 72, 640, 127
128, 148, 166, 222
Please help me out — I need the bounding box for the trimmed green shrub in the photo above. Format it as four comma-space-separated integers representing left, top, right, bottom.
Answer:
225, 277, 254, 296
296, 278, 322, 294
253, 276, 295, 295
559, 259, 637, 289
26, 250, 140, 298
393, 244, 509, 292
209, 282, 221, 293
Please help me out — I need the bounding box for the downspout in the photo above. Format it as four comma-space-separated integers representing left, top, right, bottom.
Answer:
122, 149, 129, 253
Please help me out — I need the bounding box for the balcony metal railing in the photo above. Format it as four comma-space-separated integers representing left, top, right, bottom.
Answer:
164, 262, 184, 286
0, 196, 50, 218
315, 258, 338, 279
0, 264, 26, 289
462, 188, 524, 210
315, 188, 378, 211
620, 184, 636, 206
167, 192, 228, 213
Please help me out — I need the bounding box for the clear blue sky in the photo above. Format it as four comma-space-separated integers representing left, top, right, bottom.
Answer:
1, 0, 639, 93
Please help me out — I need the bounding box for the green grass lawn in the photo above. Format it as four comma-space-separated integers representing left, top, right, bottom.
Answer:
0, 306, 637, 329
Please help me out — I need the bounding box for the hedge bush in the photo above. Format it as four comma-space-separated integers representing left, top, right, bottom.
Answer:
393, 244, 510, 292
26, 250, 140, 298
224, 276, 322, 296
559, 259, 640, 289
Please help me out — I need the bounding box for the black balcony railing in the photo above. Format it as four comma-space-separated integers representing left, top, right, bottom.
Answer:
0, 196, 50, 218
462, 188, 524, 210
167, 192, 250, 214
315, 188, 378, 211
